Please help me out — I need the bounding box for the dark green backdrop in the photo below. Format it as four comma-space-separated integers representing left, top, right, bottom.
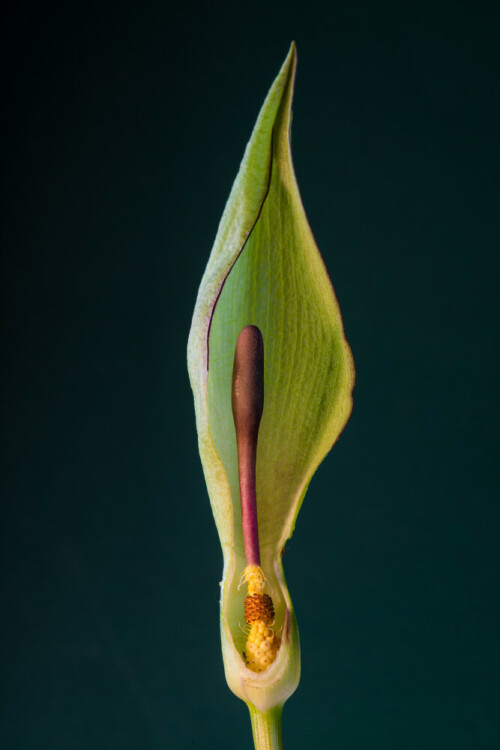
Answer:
2, 2, 499, 748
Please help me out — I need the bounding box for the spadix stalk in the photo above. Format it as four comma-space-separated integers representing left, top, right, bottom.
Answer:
232, 325, 264, 568
232, 325, 281, 674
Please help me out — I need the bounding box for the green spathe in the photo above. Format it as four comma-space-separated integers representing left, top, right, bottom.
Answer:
187, 43, 354, 715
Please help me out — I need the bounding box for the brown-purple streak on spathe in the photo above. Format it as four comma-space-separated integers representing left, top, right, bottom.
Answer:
206, 128, 275, 371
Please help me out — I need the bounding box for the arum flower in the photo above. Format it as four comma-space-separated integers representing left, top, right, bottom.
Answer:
187, 42, 355, 749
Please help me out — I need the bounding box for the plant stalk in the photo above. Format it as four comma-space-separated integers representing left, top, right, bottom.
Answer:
247, 704, 283, 750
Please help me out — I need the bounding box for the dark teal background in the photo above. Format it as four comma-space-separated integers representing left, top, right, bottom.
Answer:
2, 2, 499, 748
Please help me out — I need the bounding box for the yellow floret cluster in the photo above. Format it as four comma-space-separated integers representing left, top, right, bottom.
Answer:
244, 621, 280, 672
242, 564, 266, 596
241, 565, 281, 673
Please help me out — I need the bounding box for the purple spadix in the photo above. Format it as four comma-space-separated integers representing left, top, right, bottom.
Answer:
231, 325, 264, 567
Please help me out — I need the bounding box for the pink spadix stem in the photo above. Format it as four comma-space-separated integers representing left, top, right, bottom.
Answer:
232, 325, 264, 567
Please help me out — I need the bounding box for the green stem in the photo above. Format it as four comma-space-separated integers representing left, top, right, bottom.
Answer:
247, 704, 283, 750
